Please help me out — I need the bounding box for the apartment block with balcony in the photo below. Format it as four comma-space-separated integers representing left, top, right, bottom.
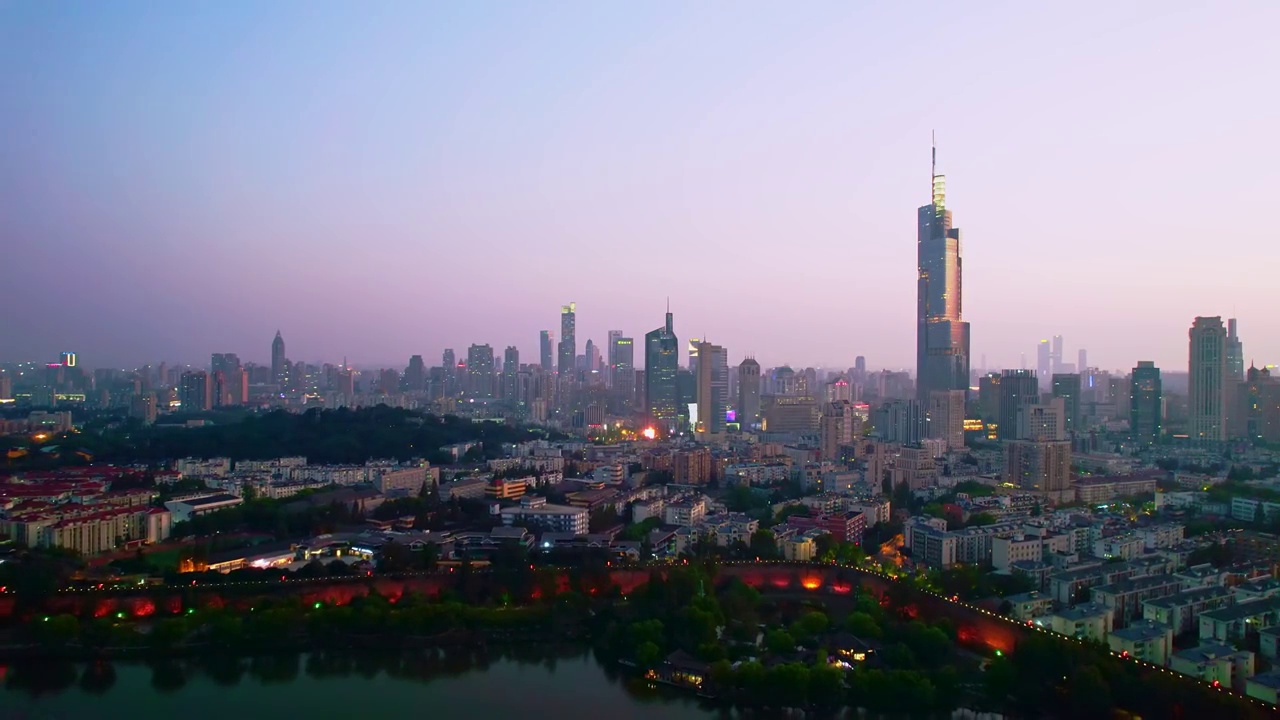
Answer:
1091, 575, 1183, 628
1142, 585, 1235, 636
1046, 602, 1113, 641
992, 534, 1043, 571
1170, 644, 1256, 691
1107, 619, 1175, 666
1004, 591, 1054, 621
1199, 598, 1280, 644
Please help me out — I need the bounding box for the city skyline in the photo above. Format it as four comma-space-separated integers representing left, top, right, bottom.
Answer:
3, 3, 1279, 371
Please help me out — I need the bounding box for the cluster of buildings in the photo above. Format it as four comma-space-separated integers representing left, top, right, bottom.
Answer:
0, 467, 172, 555
170, 456, 440, 500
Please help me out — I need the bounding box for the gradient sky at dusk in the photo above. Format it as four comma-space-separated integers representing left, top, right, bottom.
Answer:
3, 2, 1277, 373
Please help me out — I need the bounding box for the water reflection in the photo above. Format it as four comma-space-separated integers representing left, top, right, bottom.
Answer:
3, 645, 656, 699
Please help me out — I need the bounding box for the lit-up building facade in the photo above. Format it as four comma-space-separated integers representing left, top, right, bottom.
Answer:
916, 142, 970, 405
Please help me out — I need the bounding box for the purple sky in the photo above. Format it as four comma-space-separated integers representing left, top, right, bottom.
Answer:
2, 2, 1277, 374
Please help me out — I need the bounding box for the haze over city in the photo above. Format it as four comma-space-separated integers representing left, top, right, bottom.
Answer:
3, 2, 1278, 370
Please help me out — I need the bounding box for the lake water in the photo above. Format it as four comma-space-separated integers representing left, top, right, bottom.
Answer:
0, 648, 726, 720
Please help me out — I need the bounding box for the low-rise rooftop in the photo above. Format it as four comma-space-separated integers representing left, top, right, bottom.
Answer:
1110, 620, 1171, 642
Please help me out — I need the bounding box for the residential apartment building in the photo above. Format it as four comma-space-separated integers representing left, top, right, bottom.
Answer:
1046, 602, 1113, 641
663, 498, 707, 527
992, 534, 1043, 571
1143, 586, 1235, 636
1171, 644, 1255, 690
1108, 620, 1175, 666
499, 496, 588, 536
1091, 575, 1183, 628
1200, 598, 1280, 644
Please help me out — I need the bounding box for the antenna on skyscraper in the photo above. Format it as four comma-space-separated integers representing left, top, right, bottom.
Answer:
931, 129, 936, 180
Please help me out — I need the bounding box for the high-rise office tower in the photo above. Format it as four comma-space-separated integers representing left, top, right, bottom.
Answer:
585, 339, 602, 375
501, 346, 519, 400
855, 356, 866, 374
997, 370, 1039, 441
1130, 361, 1162, 444
539, 331, 553, 372
404, 355, 426, 392
1051, 335, 1064, 375
738, 357, 761, 428
271, 331, 286, 383
1036, 340, 1051, 391
916, 140, 970, 404
442, 349, 458, 397
644, 306, 679, 432
1227, 319, 1245, 383
466, 344, 495, 399
179, 371, 211, 412
977, 372, 1002, 423
606, 330, 623, 388
1051, 373, 1081, 435
1078, 349, 1088, 374
59, 351, 77, 368
611, 335, 635, 409
557, 303, 576, 376
1189, 316, 1228, 441
694, 341, 728, 439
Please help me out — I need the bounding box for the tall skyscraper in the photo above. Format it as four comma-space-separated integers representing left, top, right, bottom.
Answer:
466, 344, 495, 399
404, 355, 426, 392
611, 335, 635, 409
502, 346, 519, 400
1036, 340, 1051, 391
1051, 373, 1081, 435
977, 372, 1002, 423
442, 349, 458, 397
997, 370, 1039, 441
1189, 316, 1228, 441
694, 341, 728, 439
179, 371, 211, 412
738, 357, 761, 428
1051, 335, 1064, 375
271, 331, 286, 383
557, 303, 576, 376
1130, 361, 1162, 444
1227, 318, 1245, 384
606, 330, 623, 387
539, 331, 553, 372
1078, 349, 1088, 374
916, 140, 970, 404
644, 306, 679, 432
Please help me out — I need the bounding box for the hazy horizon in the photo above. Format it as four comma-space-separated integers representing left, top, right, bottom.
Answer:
3, 2, 1277, 373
